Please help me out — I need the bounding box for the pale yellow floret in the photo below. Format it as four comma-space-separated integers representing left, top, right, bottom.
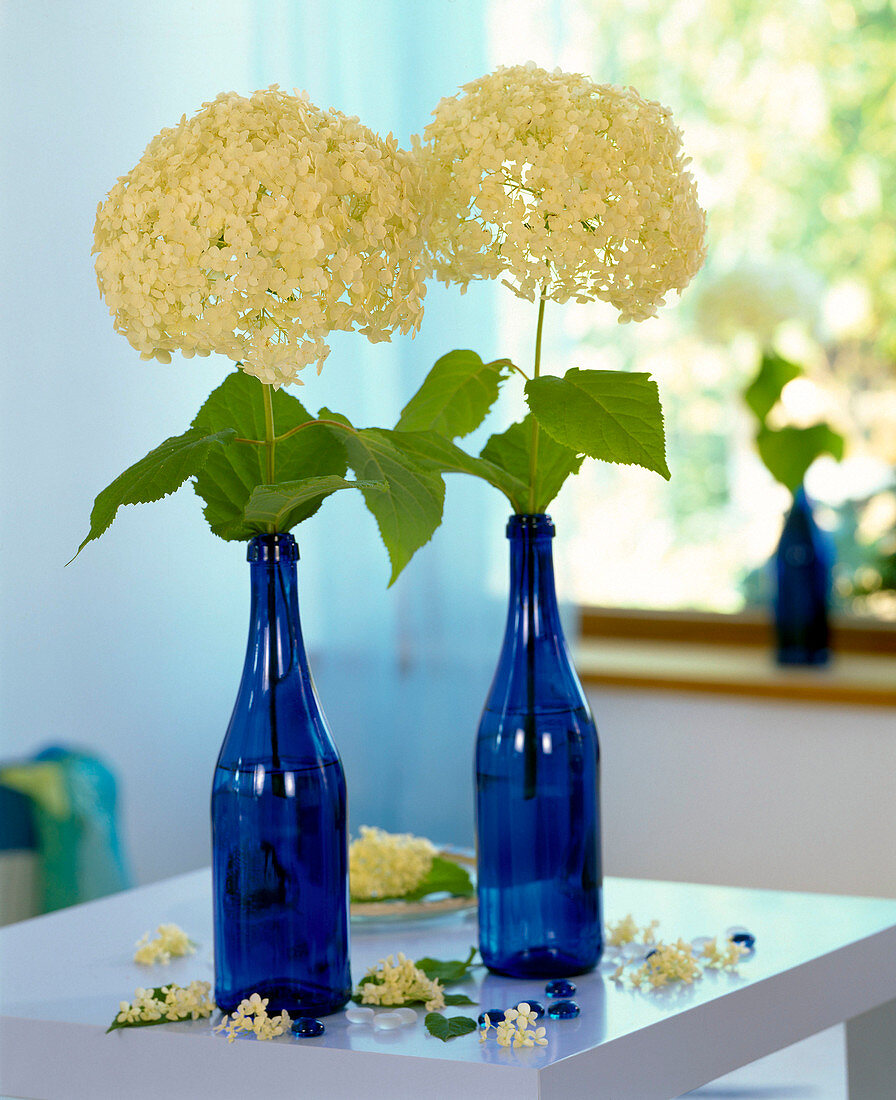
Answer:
357, 952, 445, 1011
94, 86, 428, 387
480, 1002, 548, 1049
349, 825, 437, 900
134, 922, 196, 965
629, 939, 702, 989
117, 980, 214, 1026
701, 937, 748, 970
214, 991, 291, 1042
422, 64, 706, 320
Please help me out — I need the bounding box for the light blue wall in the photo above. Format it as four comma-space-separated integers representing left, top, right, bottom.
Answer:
0, 1, 509, 884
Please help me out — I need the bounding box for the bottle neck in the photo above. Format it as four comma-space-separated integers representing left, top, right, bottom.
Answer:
504, 514, 565, 648
243, 533, 305, 687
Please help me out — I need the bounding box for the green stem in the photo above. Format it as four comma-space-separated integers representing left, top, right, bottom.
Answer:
527, 292, 547, 514
262, 384, 276, 533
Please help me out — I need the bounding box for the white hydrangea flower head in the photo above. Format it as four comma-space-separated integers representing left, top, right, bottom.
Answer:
94, 86, 429, 387
422, 63, 707, 321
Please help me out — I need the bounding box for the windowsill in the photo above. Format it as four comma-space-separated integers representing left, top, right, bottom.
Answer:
575, 608, 896, 707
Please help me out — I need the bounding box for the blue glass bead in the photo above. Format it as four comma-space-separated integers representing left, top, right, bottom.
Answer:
478, 1008, 507, 1027
291, 1017, 325, 1038
547, 999, 580, 1020
545, 978, 576, 998
526, 1000, 546, 1019
730, 931, 756, 951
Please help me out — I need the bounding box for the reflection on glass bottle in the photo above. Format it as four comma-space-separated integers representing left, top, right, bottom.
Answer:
212, 533, 351, 1016
774, 486, 833, 666
476, 514, 603, 979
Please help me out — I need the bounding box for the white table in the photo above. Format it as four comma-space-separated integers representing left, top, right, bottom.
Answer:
1, 870, 894, 1099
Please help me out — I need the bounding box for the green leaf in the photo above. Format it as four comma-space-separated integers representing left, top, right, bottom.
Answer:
191, 370, 348, 539
106, 987, 209, 1033
403, 856, 474, 902
443, 993, 477, 1006
72, 426, 238, 560
481, 415, 584, 512
415, 947, 479, 984
756, 423, 845, 492
744, 352, 804, 425
396, 350, 511, 438
321, 422, 446, 586
424, 1013, 478, 1042
243, 476, 384, 531
525, 368, 670, 480
387, 430, 529, 508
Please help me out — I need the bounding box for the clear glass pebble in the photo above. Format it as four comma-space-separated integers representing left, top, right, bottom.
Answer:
373, 1012, 404, 1030
344, 1006, 375, 1024
545, 978, 576, 998
546, 999, 580, 1019
691, 935, 714, 952
725, 925, 750, 938
393, 1008, 418, 1024
291, 1017, 325, 1037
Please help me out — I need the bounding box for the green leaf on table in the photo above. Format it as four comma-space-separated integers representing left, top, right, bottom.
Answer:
403, 856, 475, 902
415, 946, 479, 984
525, 368, 670, 480
191, 370, 348, 539
396, 350, 511, 438
320, 419, 446, 586
71, 426, 238, 560
443, 993, 477, 1006
481, 415, 583, 512
756, 423, 845, 493
388, 430, 529, 510
243, 476, 384, 531
106, 986, 211, 1033
744, 352, 804, 424
424, 1013, 478, 1042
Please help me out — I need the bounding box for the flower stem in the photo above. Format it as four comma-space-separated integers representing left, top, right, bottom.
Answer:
262, 384, 276, 533
527, 293, 547, 514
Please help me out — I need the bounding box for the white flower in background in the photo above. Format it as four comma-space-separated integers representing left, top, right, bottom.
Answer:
422, 63, 706, 320
349, 825, 437, 900
94, 86, 429, 387
694, 261, 824, 346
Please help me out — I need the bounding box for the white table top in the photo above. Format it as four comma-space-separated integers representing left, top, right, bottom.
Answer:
2, 869, 895, 1099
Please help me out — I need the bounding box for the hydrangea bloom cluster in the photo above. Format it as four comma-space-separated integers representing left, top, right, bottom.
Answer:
479, 1002, 548, 1048
349, 825, 436, 900
133, 922, 195, 965
115, 981, 214, 1025
213, 992, 292, 1042
422, 63, 706, 320
94, 87, 428, 387
357, 953, 445, 1012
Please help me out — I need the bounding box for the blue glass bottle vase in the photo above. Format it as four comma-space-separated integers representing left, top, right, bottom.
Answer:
211, 533, 351, 1016
774, 486, 832, 666
475, 514, 603, 978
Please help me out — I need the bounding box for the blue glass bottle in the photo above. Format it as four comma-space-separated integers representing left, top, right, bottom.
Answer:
475, 514, 603, 978
212, 533, 351, 1016
774, 486, 832, 666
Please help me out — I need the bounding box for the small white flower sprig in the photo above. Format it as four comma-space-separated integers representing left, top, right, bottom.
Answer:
606, 914, 749, 991
133, 922, 196, 965
479, 1002, 548, 1049
422, 63, 706, 320
108, 981, 215, 1032
213, 993, 292, 1043
357, 953, 447, 1012
94, 86, 428, 388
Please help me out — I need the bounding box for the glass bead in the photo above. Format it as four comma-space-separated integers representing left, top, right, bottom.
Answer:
344, 1006, 375, 1024
547, 999, 580, 1019
526, 1000, 546, 1019
545, 978, 576, 998
373, 1012, 404, 1030
730, 931, 756, 951
478, 1008, 506, 1027
393, 1008, 418, 1024
291, 1017, 325, 1038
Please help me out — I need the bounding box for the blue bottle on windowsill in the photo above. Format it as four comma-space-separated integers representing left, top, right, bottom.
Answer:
211, 532, 351, 1016
475, 514, 603, 978
774, 486, 833, 666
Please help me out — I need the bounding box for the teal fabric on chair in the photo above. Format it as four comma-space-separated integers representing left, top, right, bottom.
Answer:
0, 746, 132, 913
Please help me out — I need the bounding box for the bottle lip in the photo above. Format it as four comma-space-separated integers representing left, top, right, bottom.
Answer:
506, 513, 555, 537
247, 532, 299, 562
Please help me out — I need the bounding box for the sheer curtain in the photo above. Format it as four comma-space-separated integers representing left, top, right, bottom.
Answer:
1, 0, 510, 884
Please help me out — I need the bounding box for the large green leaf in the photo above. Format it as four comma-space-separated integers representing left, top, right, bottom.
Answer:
389, 429, 529, 507
757, 423, 845, 492
424, 1013, 478, 1042
396, 350, 511, 438
243, 476, 383, 531
72, 426, 237, 559
415, 947, 478, 984
321, 418, 446, 585
744, 352, 804, 424
191, 370, 348, 539
481, 415, 584, 512
525, 368, 670, 480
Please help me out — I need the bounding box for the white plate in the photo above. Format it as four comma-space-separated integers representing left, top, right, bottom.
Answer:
350, 852, 476, 924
